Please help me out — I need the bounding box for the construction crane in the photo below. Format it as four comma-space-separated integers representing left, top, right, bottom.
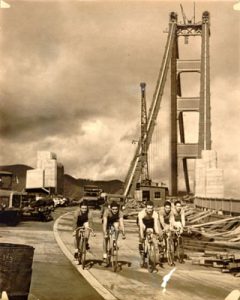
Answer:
139, 82, 150, 185
123, 8, 211, 199
123, 12, 178, 199
180, 4, 187, 25
180, 3, 196, 24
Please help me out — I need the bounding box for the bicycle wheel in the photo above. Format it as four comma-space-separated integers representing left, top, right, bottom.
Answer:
167, 237, 175, 266
78, 237, 83, 265
158, 241, 164, 266
105, 237, 111, 267
81, 238, 87, 269
140, 250, 145, 268
111, 240, 118, 272
147, 243, 156, 273
177, 236, 184, 263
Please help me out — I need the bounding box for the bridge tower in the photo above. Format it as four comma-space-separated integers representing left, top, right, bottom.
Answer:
123, 10, 214, 199
170, 11, 211, 195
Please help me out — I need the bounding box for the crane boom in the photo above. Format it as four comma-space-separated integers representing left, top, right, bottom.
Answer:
140, 82, 150, 183
180, 4, 187, 24
123, 13, 178, 198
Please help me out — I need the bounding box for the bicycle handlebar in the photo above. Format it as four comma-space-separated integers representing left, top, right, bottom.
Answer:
75, 226, 95, 236
105, 228, 126, 239
146, 228, 154, 233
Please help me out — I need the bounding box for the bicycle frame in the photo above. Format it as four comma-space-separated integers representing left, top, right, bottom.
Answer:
106, 225, 119, 272
76, 226, 94, 269
174, 230, 184, 263
163, 228, 184, 265
142, 228, 156, 273
163, 230, 175, 266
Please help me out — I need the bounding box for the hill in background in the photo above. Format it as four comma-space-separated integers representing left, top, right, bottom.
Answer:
0, 164, 123, 199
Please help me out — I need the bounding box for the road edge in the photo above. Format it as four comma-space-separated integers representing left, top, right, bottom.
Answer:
53, 212, 117, 300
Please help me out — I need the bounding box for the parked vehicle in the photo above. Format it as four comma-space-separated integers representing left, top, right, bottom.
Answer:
21, 198, 53, 222
59, 197, 70, 207
52, 195, 70, 207
0, 171, 24, 226
52, 196, 62, 207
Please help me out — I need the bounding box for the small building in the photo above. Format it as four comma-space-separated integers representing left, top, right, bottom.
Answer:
135, 181, 168, 207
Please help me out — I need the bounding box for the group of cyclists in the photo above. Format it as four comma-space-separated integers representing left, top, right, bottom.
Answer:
72, 197, 185, 266
73, 199, 126, 264
138, 200, 185, 265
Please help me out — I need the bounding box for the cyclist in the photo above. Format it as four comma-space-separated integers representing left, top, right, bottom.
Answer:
159, 200, 175, 234
73, 200, 93, 259
173, 200, 185, 234
100, 194, 111, 220
158, 201, 175, 264
172, 200, 186, 262
137, 200, 161, 253
100, 190, 107, 204
102, 201, 126, 263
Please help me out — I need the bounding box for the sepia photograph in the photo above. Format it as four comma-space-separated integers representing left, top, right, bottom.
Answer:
0, 0, 239, 299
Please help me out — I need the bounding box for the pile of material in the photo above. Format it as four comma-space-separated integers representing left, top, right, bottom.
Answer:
185, 207, 216, 224
191, 251, 240, 276
125, 198, 145, 209
123, 198, 145, 218
184, 206, 240, 275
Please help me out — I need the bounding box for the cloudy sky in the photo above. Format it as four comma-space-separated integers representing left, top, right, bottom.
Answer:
0, 0, 239, 197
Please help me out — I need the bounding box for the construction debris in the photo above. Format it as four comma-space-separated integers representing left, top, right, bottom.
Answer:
191, 250, 240, 275
183, 205, 240, 275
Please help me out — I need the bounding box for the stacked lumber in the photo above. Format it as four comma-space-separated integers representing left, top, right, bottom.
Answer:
183, 206, 240, 275
191, 250, 240, 276
185, 206, 215, 224
184, 214, 240, 250
189, 216, 240, 244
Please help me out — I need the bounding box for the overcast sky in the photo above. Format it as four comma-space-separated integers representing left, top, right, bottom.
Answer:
0, 0, 239, 197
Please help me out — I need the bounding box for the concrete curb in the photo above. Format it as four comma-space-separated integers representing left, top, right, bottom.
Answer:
53, 212, 117, 300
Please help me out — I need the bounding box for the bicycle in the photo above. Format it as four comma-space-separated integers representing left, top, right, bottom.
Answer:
163, 229, 175, 266
105, 225, 125, 272
174, 228, 185, 263
140, 228, 157, 273
76, 226, 95, 269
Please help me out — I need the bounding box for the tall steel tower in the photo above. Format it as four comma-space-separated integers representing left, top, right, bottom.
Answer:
123, 10, 211, 198
170, 11, 211, 195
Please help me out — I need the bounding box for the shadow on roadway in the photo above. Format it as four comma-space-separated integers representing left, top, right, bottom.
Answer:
81, 259, 132, 272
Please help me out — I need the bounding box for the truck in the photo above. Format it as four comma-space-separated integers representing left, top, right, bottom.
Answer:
0, 171, 24, 226
81, 185, 102, 209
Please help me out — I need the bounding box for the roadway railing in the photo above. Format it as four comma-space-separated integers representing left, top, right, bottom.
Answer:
194, 197, 240, 215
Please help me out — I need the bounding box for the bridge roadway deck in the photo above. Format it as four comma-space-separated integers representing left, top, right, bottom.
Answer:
55, 210, 239, 300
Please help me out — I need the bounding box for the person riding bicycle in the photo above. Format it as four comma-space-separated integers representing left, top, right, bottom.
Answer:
73, 200, 93, 259
159, 200, 175, 235
137, 200, 161, 254
172, 200, 185, 234
102, 201, 126, 263
100, 194, 111, 220
172, 200, 186, 262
